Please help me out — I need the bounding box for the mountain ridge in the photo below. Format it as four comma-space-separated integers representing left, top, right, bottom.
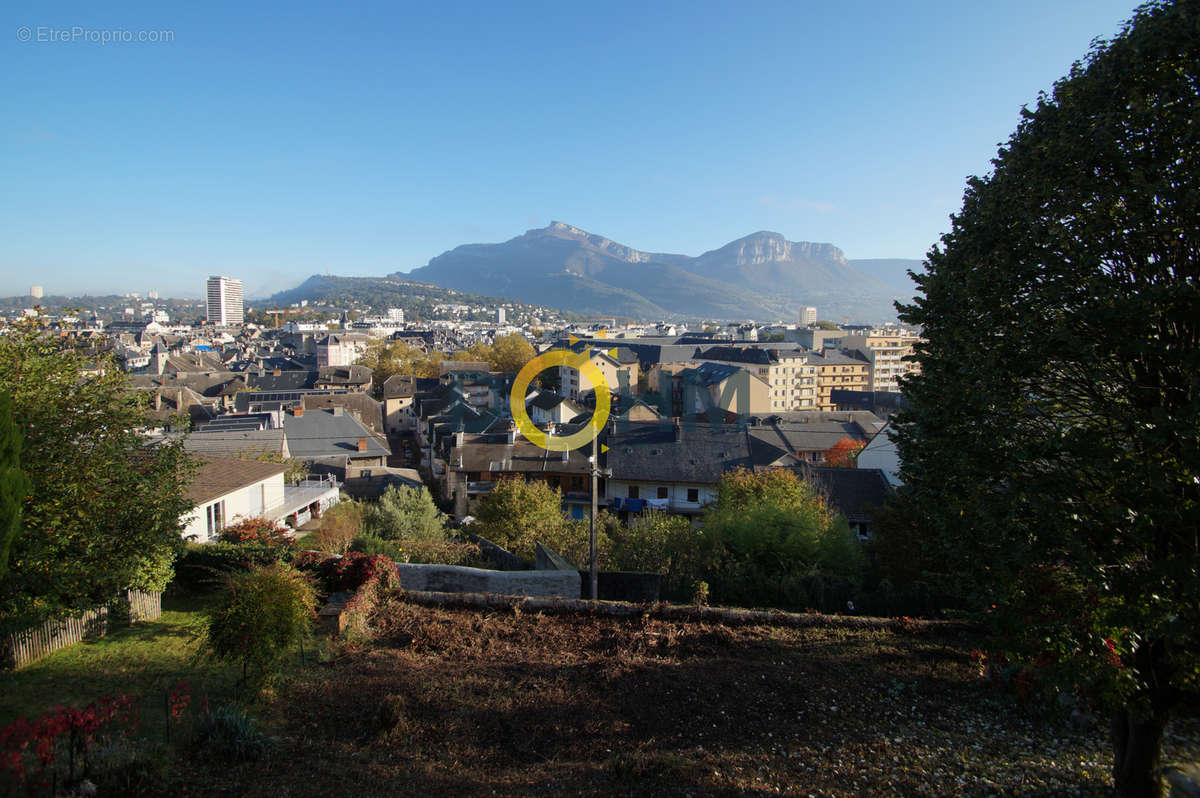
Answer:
399, 222, 918, 321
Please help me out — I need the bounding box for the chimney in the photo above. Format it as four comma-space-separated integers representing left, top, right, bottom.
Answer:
507, 422, 517, 445
293, 405, 304, 418
454, 430, 464, 448
561, 448, 569, 463
153, 391, 162, 411
357, 437, 368, 452
673, 416, 682, 442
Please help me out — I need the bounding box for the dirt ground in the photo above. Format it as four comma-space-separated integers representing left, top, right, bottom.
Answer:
173, 592, 1199, 797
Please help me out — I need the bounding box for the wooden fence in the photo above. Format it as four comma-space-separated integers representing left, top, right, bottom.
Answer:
1, 590, 163, 670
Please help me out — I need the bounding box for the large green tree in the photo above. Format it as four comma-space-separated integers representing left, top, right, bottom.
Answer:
0, 393, 27, 581
891, 2, 1199, 795
0, 321, 196, 626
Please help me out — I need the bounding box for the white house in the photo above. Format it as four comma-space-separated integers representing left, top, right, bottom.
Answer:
856, 422, 902, 487
182, 455, 341, 542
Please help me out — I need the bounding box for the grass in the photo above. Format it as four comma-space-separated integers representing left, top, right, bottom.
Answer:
0, 592, 243, 735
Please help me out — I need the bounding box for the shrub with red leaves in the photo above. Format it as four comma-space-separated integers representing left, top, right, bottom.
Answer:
219, 517, 293, 546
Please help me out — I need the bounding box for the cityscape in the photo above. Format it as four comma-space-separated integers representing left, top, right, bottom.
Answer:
0, 1, 1196, 796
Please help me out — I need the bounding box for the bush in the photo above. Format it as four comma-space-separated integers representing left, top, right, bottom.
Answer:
701, 470, 862, 610
205, 563, 317, 689
361, 485, 444, 542
609, 512, 705, 600
296, 550, 397, 594
173, 542, 294, 593
472, 478, 567, 560
348, 535, 487, 567
193, 704, 272, 761
218, 517, 292, 546
305, 501, 362, 554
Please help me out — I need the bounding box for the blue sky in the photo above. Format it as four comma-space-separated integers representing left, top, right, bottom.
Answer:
3, 0, 1139, 299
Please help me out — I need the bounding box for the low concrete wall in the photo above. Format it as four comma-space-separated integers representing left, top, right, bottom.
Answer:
395, 563, 579, 598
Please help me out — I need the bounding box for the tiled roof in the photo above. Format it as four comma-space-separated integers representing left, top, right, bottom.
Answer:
792, 466, 892, 523
186, 455, 289, 506
282, 408, 391, 459
605, 421, 753, 484
183, 429, 288, 458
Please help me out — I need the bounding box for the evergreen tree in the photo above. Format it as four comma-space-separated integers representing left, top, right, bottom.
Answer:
891, 3, 1199, 794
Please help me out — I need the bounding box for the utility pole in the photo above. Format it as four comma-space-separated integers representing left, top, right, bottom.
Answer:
589, 433, 598, 600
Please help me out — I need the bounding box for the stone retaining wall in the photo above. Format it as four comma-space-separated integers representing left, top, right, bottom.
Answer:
395, 563, 579, 598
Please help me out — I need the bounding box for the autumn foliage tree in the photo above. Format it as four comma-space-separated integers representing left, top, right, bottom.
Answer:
889, 3, 1199, 794
823, 437, 864, 468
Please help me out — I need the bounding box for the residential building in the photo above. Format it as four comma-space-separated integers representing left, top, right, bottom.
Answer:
695, 346, 817, 411
182, 455, 340, 542
856, 422, 902, 487
205, 276, 244, 326
281, 404, 391, 478
840, 327, 923, 392
446, 426, 593, 518
316, 333, 370, 367
558, 347, 640, 401
806, 350, 871, 411
604, 420, 755, 516
791, 465, 892, 540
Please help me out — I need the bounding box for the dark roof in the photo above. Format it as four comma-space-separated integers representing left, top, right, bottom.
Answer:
317, 365, 373, 385
452, 434, 591, 475
748, 418, 876, 461
247, 370, 319, 392
302, 392, 384, 434
698, 346, 775, 365
527, 392, 570, 411
186, 455, 289, 505
792, 466, 892, 523
183, 428, 288, 458
282, 408, 391, 459
683, 361, 746, 387
605, 421, 754, 484
829, 390, 911, 413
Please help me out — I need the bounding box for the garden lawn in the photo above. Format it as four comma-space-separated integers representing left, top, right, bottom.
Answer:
0, 592, 242, 735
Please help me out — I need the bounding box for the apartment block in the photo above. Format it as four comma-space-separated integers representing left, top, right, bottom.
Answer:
840, 327, 923, 392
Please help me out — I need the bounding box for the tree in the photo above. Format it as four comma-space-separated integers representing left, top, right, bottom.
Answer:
0, 394, 28, 581
0, 321, 196, 626
702, 469, 860, 609
361, 485, 445, 542
472, 478, 566, 559
890, 4, 1199, 795
355, 339, 444, 393
206, 562, 316, 690
823, 437, 865, 468
446, 333, 536, 373
306, 500, 363, 554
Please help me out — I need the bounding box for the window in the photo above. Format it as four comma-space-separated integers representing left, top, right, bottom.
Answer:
206, 501, 225, 539
657, 486, 668, 499
628, 485, 639, 499
687, 488, 699, 503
